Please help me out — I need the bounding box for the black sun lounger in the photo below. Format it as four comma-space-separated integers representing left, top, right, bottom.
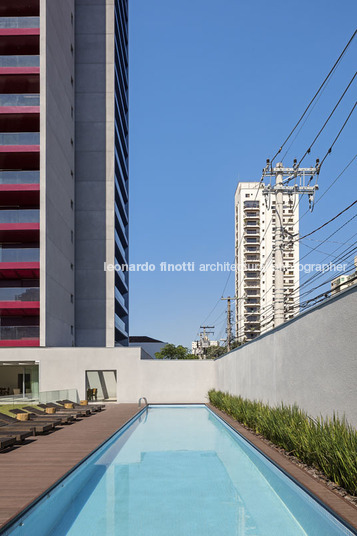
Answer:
0, 436, 16, 451
0, 413, 53, 435
23, 406, 74, 424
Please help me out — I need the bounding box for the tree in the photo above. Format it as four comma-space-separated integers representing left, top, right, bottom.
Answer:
155, 343, 198, 360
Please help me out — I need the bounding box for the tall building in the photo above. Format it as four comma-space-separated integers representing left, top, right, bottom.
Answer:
235, 182, 299, 342
0, 0, 129, 348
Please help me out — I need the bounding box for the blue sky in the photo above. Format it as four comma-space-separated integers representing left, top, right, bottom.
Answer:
128, 0, 357, 347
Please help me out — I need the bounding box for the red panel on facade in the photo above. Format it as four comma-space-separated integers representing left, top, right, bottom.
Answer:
0, 340, 39, 347
0, 263, 40, 280
0, 29, 40, 36
0, 67, 40, 75
0, 107, 39, 114
0, 184, 39, 192
0, 302, 40, 315
0, 145, 39, 153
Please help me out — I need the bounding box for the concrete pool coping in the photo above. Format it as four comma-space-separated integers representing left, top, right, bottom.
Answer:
208, 404, 357, 532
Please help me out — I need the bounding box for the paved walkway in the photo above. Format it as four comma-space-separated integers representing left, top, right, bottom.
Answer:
208, 404, 357, 531
0, 404, 139, 530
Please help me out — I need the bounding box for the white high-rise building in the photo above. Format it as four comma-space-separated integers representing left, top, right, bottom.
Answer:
234, 182, 300, 342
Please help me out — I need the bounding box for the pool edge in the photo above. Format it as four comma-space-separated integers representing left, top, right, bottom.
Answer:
207, 403, 357, 534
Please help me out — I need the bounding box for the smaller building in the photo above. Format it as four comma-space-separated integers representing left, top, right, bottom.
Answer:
129, 336, 167, 359
331, 256, 357, 295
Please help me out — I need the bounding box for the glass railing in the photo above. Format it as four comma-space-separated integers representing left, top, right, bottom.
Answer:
0, 325, 39, 340
115, 287, 127, 310
115, 313, 127, 335
0, 132, 39, 145
0, 17, 40, 29
0, 247, 39, 262
0, 209, 39, 223
0, 94, 40, 106
0, 170, 39, 184
0, 287, 39, 301
0, 55, 40, 67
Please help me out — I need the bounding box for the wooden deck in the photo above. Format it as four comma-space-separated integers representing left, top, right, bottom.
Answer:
0, 403, 140, 530
208, 405, 357, 531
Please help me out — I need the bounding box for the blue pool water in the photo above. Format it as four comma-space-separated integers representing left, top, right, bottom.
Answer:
1, 405, 355, 536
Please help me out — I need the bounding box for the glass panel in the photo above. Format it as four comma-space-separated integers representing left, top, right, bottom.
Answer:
0, 132, 40, 145
115, 287, 127, 309
0, 170, 39, 184
115, 313, 127, 334
0, 287, 39, 301
0, 326, 39, 340
0, 247, 39, 262
0, 55, 40, 67
0, 209, 39, 223
0, 17, 40, 29
0, 94, 40, 106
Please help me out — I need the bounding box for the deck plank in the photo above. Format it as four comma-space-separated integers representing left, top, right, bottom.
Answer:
0, 403, 139, 529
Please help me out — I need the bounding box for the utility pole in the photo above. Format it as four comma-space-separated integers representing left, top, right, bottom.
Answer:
261, 159, 319, 328
221, 296, 237, 351
198, 326, 214, 359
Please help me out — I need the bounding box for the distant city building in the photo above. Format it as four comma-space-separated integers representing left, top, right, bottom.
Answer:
234, 182, 299, 342
331, 256, 357, 296
191, 329, 219, 359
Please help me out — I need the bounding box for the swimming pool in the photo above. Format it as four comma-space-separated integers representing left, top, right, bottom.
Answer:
1, 405, 355, 535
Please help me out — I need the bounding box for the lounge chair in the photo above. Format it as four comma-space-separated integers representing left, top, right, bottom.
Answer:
0, 436, 16, 451
23, 406, 74, 424
37, 403, 87, 418
61, 399, 105, 412
10, 408, 64, 426
0, 413, 53, 435
0, 423, 32, 442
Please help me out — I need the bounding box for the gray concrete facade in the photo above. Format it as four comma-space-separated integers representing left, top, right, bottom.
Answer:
74, 0, 129, 347
40, 0, 76, 347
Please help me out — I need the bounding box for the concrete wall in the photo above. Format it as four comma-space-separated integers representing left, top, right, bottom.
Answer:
0, 347, 214, 404
40, 0, 76, 346
216, 285, 357, 427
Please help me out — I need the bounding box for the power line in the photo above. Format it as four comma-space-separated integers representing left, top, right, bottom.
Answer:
270, 29, 357, 164
297, 71, 357, 166
318, 101, 357, 170
297, 199, 357, 241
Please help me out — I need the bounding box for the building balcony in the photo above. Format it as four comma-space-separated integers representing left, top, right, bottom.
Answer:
244, 212, 259, 218
0, 71, 39, 94
0, 30, 39, 57
0, 17, 39, 29
0, 209, 39, 224
0, 247, 39, 263
0, 325, 39, 342
0, 170, 39, 184
0, 55, 39, 68
0, 246, 39, 279
0, 106, 40, 132
0, 286, 39, 301
0, 94, 39, 106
